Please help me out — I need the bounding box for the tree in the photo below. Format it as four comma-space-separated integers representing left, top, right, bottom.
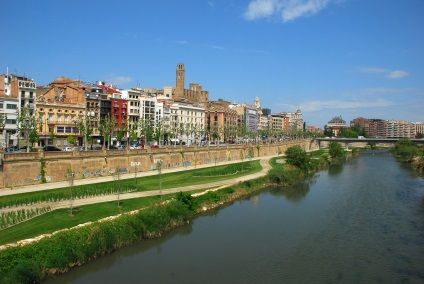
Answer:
67, 135, 74, 146
129, 124, 138, 146
285, 145, 311, 171
154, 121, 164, 146
29, 129, 38, 147
328, 141, 345, 159
78, 116, 92, 150
49, 131, 56, 145
323, 125, 334, 137
392, 138, 419, 162
98, 114, 116, 150
416, 132, 424, 139
16, 107, 40, 152
0, 114, 6, 147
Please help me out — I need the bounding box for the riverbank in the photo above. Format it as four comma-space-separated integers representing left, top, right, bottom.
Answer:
0, 148, 324, 283
0, 165, 273, 283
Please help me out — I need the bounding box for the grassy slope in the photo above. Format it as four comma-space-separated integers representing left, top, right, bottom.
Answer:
0, 161, 261, 245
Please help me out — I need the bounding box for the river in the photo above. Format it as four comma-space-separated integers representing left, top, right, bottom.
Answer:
44, 150, 424, 284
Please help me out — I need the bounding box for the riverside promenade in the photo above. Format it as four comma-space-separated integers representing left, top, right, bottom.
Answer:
0, 154, 279, 211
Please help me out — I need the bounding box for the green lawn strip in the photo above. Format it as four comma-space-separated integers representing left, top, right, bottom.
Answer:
308, 149, 328, 158
0, 194, 174, 246
0, 161, 261, 209
0, 186, 222, 246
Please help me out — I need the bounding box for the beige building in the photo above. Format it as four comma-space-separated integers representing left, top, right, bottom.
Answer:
327, 116, 348, 137
385, 120, 415, 138
414, 122, 423, 137
36, 95, 84, 147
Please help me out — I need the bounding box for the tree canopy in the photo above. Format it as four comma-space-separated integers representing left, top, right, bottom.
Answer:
285, 145, 311, 172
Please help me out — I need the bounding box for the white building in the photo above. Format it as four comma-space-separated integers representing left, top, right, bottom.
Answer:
0, 97, 19, 148
169, 102, 205, 145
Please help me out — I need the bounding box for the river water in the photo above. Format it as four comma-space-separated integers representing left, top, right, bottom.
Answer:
45, 150, 424, 284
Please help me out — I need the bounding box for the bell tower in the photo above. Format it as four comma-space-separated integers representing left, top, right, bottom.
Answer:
175, 63, 185, 99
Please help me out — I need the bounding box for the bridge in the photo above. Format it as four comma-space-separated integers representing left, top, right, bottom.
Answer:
314, 137, 424, 150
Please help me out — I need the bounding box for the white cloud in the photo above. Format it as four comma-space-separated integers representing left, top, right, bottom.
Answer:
387, 70, 409, 79
108, 76, 133, 86
298, 98, 395, 112
211, 45, 225, 50
357, 67, 409, 79
244, 0, 279, 20
244, 0, 333, 22
175, 40, 189, 45
282, 0, 331, 22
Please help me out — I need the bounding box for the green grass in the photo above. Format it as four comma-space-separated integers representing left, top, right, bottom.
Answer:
0, 194, 175, 246
0, 161, 261, 209
0, 161, 261, 245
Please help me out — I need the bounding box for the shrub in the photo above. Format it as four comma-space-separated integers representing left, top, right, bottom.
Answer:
267, 166, 303, 186
10, 259, 43, 284
175, 192, 196, 211
285, 145, 311, 172
328, 141, 345, 159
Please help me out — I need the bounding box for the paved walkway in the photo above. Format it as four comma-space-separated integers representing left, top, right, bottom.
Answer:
0, 155, 280, 212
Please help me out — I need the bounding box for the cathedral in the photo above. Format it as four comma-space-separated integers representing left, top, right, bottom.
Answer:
173, 63, 209, 103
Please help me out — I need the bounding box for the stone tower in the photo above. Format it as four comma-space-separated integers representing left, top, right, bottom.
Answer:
175, 63, 185, 99
254, 97, 260, 109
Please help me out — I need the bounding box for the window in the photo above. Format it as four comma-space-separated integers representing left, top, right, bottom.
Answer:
0, 103, 3, 108
6, 104, 17, 109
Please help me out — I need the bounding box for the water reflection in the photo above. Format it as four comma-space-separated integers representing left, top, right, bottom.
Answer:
328, 161, 344, 175
44, 150, 424, 284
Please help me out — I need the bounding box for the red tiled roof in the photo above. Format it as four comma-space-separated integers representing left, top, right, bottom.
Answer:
96, 84, 121, 94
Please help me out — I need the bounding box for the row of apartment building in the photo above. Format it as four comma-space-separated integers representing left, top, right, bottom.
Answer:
0, 63, 305, 148
327, 116, 423, 138
350, 117, 423, 139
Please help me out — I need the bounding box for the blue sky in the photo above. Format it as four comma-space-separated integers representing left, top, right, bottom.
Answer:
1, 0, 423, 128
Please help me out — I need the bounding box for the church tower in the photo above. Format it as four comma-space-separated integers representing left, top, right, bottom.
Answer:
254, 97, 261, 109
175, 63, 185, 99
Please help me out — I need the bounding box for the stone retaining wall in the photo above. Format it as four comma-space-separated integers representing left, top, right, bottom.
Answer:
0, 140, 316, 189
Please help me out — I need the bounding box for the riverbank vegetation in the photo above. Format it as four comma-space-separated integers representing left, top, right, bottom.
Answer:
0, 148, 328, 283
267, 146, 329, 187
391, 138, 424, 176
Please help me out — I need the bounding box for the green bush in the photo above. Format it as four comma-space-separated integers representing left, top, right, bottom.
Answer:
328, 141, 345, 159
10, 259, 43, 284
285, 145, 311, 172
176, 192, 196, 211
267, 166, 303, 186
